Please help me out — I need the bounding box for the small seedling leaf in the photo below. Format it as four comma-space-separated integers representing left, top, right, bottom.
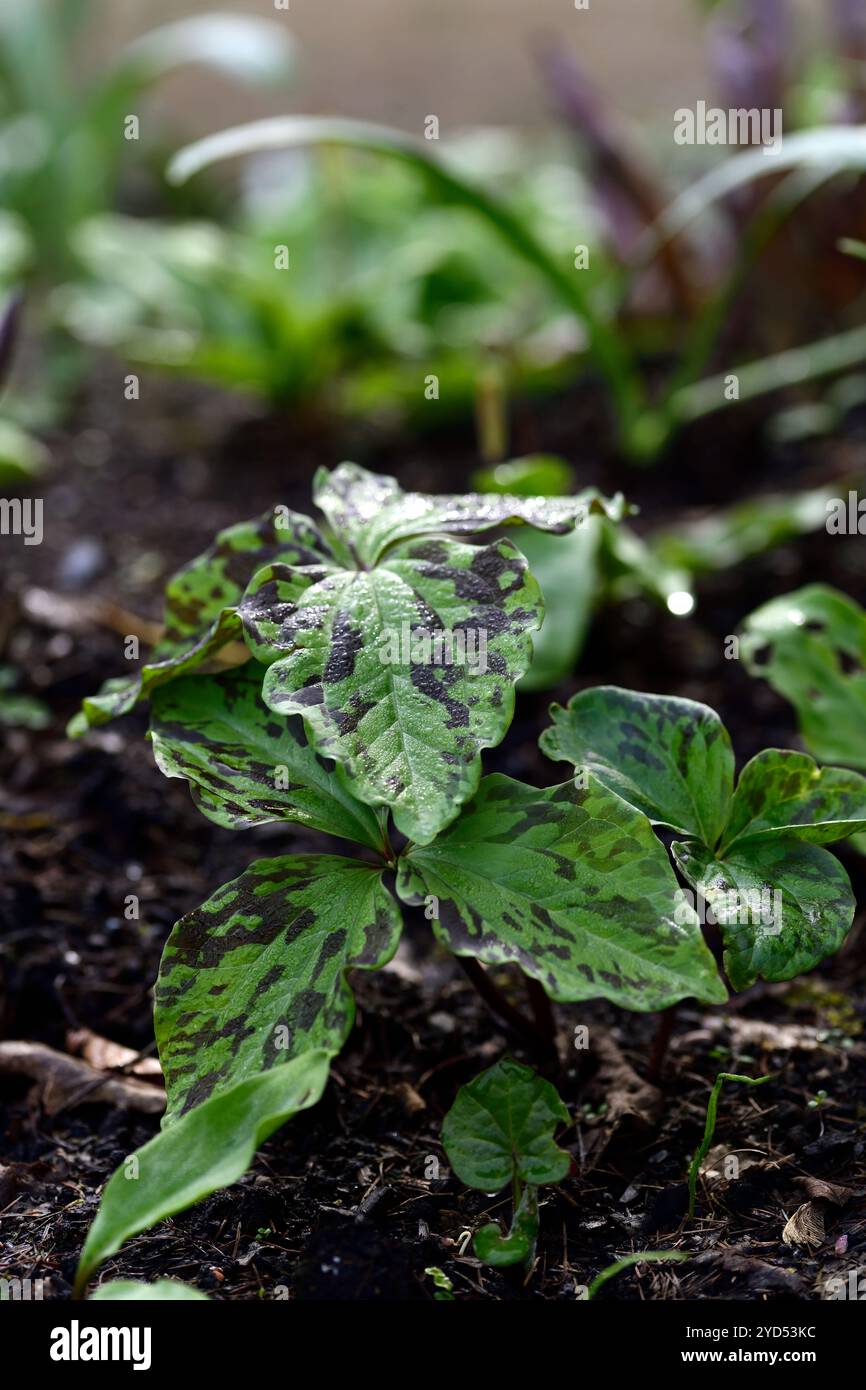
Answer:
441, 1057, 569, 1190
474, 1185, 540, 1268
90, 1280, 209, 1301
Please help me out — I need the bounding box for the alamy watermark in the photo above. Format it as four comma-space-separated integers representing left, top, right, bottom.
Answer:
0, 1276, 44, 1300
675, 885, 782, 935
49, 1322, 151, 1371
826, 491, 866, 534
378, 623, 488, 676
825, 1269, 866, 1300
674, 101, 782, 156
0, 497, 42, 545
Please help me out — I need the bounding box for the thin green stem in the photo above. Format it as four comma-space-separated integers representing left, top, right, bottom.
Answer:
586, 1250, 689, 1300
687, 1071, 774, 1220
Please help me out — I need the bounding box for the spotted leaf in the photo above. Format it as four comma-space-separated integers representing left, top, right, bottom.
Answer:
396, 775, 727, 1010
673, 837, 856, 991
719, 749, 866, 853
313, 461, 625, 567
241, 535, 544, 844
149, 664, 386, 851
69, 507, 331, 734
540, 685, 735, 847
739, 584, 866, 770
155, 856, 401, 1122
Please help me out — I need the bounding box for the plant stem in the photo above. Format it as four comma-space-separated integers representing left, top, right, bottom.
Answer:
457, 957, 549, 1053
686, 1071, 774, 1219
647, 1004, 678, 1083
587, 1250, 689, 1300
524, 976, 557, 1058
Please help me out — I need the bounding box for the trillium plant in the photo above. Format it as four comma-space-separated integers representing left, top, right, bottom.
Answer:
70, 465, 866, 1293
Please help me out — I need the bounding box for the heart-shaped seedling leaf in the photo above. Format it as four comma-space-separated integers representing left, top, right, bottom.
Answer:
719, 749, 866, 853
442, 1058, 570, 1191
155, 856, 401, 1122
672, 838, 855, 992
69, 507, 330, 734
312, 461, 625, 568
739, 584, 866, 770
149, 664, 385, 852
242, 534, 544, 844
540, 685, 734, 846
474, 1185, 539, 1269
75, 1049, 331, 1294
398, 775, 727, 1011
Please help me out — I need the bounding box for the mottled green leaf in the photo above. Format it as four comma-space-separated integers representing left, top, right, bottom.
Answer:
67, 608, 242, 736
672, 838, 855, 991
243, 534, 544, 844
90, 1280, 209, 1302
397, 775, 727, 1010
149, 664, 384, 851
155, 856, 401, 1122
720, 750, 866, 853
441, 1057, 570, 1190
740, 585, 866, 769
69, 507, 330, 734
75, 1049, 331, 1294
312, 461, 624, 567
540, 686, 735, 846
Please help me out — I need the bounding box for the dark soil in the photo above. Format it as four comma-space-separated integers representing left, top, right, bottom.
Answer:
2, 367, 866, 1300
